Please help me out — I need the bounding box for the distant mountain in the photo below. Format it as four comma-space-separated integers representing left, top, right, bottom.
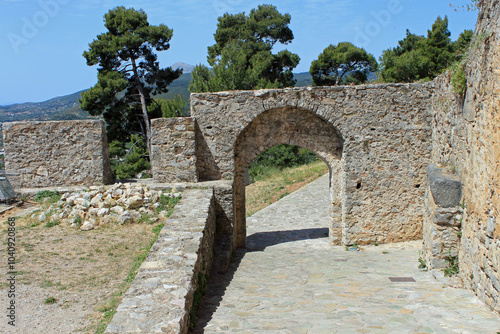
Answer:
171, 62, 195, 74
0, 71, 379, 123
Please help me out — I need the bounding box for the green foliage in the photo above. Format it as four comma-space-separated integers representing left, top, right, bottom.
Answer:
73, 216, 83, 227
450, 60, 467, 98
454, 30, 473, 58
309, 42, 378, 86
80, 6, 182, 146
155, 194, 181, 215
418, 257, 427, 269
148, 94, 187, 118
111, 134, 151, 180
249, 145, 319, 183
109, 140, 126, 158
44, 221, 61, 228
380, 16, 472, 83
34, 190, 61, 203
189, 271, 209, 329
443, 251, 460, 277
43, 296, 57, 305
189, 4, 300, 92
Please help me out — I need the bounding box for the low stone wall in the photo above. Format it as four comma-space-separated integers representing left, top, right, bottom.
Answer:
105, 188, 216, 334
3, 120, 112, 189
151, 117, 197, 183
423, 164, 463, 269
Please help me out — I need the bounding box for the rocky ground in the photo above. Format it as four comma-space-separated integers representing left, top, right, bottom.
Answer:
0, 183, 180, 334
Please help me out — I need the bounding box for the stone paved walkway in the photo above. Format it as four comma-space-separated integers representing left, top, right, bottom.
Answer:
193, 174, 500, 333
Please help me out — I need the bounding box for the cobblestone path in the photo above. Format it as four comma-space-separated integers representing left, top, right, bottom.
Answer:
193, 174, 500, 333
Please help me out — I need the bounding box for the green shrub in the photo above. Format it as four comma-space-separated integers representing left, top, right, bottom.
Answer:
450, 60, 467, 98
248, 144, 319, 183
34, 190, 61, 203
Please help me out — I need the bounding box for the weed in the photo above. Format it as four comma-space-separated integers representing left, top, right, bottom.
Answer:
457, 231, 463, 238
279, 191, 290, 200
450, 60, 467, 98
44, 296, 57, 305
44, 221, 60, 228
189, 271, 209, 329
382, 251, 389, 254
41, 280, 54, 288
155, 194, 181, 215
73, 216, 83, 226
418, 257, 427, 270
34, 190, 61, 204
443, 251, 459, 277
138, 214, 155, 224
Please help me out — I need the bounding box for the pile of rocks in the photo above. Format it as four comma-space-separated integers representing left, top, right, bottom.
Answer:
33, 183, 181, 231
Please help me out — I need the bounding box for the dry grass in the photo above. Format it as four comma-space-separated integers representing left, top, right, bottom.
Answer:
245, 160, 329, 216
0, 199, 173, 333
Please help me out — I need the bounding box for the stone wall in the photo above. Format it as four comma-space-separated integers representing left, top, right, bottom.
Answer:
423, 164, 463, 269
151, 117, 197, 183
189, 84, 434, 247
3, 120, 112, 189
429, 0, 500, 313
105, 188, 216, 334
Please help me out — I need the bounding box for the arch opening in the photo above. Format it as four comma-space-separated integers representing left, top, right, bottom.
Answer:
233, 106, 344, 248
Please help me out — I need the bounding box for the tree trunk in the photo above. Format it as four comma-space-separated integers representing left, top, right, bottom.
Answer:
131, 58, 152, 156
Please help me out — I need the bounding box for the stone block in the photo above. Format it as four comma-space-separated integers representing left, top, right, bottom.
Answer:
427, 164, 462, 208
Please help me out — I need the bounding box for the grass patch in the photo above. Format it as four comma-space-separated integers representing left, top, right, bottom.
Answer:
44, 221, 60, 228
246, 160, 328, 216
94, 223, 166, 334
34, 190, 61, 204
44, 296, 57, 305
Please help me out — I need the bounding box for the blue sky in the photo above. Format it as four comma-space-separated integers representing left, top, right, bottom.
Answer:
1, 0, 477, 105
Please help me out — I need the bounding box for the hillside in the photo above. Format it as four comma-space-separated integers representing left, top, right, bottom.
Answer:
0, 71, 378, 123
0, 91, 93, 123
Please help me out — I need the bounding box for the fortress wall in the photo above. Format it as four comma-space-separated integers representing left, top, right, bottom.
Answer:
430, 0, 500, 313
190, 84, 434, 246
3, 120, 112, 188
151, 117, 197, 183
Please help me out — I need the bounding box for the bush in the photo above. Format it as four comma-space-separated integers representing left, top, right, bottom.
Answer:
248, 145, 319, 183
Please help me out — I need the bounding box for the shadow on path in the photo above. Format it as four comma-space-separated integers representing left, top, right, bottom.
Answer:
190, 227, 328, 333
246, 227, 329, 251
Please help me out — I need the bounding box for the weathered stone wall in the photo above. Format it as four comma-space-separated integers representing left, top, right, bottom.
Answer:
429, 0, 500, 313
423, 164, 463, 269
3, 120, 112, 188
105, 188, 216, 334
190, 84, 433, 246
151, 117, 197, 182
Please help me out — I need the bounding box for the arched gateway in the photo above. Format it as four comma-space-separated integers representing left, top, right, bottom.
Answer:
233, 106, 344, 248
151, 84, 433, 249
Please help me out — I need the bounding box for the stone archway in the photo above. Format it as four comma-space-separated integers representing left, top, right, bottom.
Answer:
233, 106, 344, 248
